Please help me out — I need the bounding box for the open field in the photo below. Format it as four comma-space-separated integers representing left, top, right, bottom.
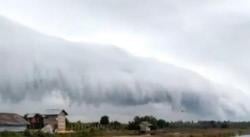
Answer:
1, 128, 250, 137
148, 128, 249, 137
60, 128, 250, 137
99, 128, 250, 137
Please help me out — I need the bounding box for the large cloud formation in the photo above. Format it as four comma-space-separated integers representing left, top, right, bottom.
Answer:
0, 16, 249, 121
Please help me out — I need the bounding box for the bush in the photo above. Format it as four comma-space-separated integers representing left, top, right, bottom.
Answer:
23, 130, 32, 137
0, 131, 23, 137
31, 131, 55, 137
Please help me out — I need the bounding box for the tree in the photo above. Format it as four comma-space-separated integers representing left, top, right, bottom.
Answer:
221, 121, 229, 128
157, 119, 169, 128
65, 118, 70, 129
100, 115, 110, 125
110, 121, 122, 129
127, 115, 158, 130
140, 115, 158, 129
127, 121, 137, 130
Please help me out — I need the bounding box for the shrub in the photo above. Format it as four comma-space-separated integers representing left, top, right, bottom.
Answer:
0, 131, 23, 137
32, 131, 55, 137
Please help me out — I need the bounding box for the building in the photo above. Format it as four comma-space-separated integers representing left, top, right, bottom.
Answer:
24, 113, 44, 129
0, 113, 28, 132
24, 109, 68, 133
139, 121, 152, 134
43, 109, 68, 132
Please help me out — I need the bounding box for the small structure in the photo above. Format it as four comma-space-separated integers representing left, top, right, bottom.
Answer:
43, 109, 68, 133
24, 113, 44, 129
0, 113, 28, 132
139, 121, 152, 134
41, 124, 53, 134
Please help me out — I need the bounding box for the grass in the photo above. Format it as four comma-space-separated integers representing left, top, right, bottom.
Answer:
151, 128, 250, 137
0, 128, 250, 137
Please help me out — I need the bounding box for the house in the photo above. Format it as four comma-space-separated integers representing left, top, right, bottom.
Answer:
0, 113, 28, 132
24, 113, 44, 129
42, 109, 68, 132
139, 121, 152, 134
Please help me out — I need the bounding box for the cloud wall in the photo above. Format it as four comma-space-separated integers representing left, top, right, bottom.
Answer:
0, 16, 249, 121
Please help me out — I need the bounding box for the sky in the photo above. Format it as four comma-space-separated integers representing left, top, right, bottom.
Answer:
0, 0, 250, 122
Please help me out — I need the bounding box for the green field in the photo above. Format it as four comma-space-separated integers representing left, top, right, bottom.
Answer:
1, 128, 250, 137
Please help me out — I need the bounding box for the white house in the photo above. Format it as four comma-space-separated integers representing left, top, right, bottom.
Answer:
42, 109, 68, 133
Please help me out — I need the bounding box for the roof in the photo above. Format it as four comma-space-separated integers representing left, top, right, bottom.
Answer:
43, 109, 68, 116
0, 113, 28, 126
25, 113, 42, 118
26, 113, 35, 118
139, 121, 152, 128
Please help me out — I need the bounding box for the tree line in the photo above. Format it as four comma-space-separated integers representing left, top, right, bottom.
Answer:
67, 115, 250, 131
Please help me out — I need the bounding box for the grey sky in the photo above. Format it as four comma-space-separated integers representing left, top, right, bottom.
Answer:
0, 0, 250, 121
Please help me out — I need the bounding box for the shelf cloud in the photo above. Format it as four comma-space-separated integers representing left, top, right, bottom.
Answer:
0, 16, 249, 121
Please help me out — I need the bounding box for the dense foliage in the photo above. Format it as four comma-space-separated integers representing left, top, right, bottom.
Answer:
100, 115, 110, 125
127, 115, 250, 130
127, 115, 169, 130
0, 131, 55, 137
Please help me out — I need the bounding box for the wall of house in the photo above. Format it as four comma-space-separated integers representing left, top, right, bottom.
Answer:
43, 115, 58, 129
57, 113, 66, 131
0, 126, 26, 132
